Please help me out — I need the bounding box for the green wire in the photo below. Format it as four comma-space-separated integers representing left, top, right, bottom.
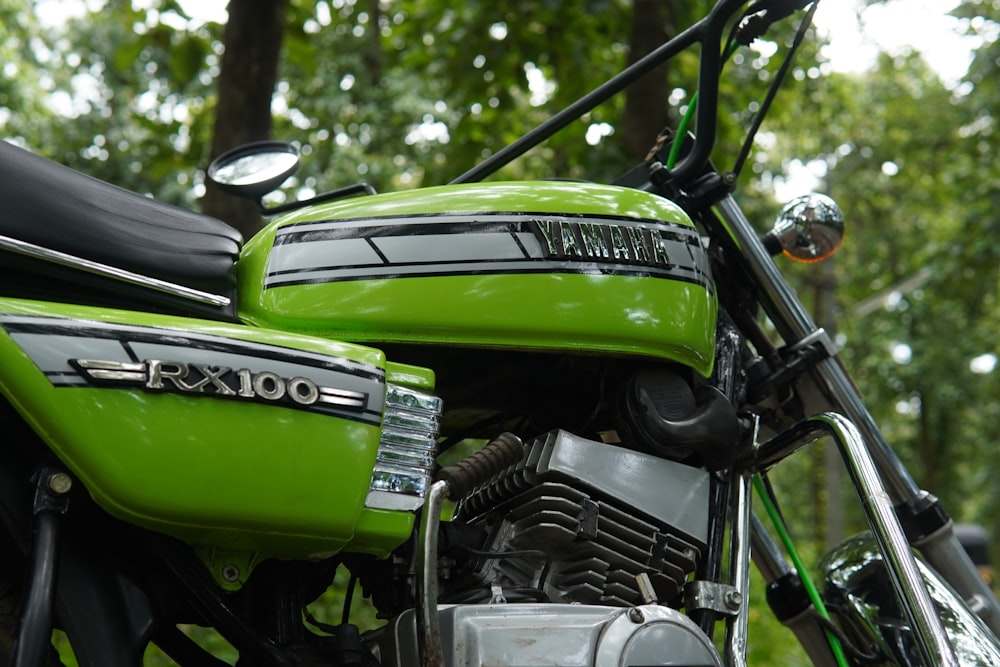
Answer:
666, 90, 698, 170
753, 474, 851, 667
664, 40, 740, 171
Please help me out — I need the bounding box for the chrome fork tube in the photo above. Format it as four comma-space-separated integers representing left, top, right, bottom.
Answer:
712, 195, 1000, 633
724, 473, 752, 667
750, 514, 841, 667
752, 413, 958, 667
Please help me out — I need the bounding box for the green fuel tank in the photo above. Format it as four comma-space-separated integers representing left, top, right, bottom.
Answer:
238, 181, 718, 376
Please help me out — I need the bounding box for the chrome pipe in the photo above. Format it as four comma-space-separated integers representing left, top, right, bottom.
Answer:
415, 480, 447, 667
752, 413, 958, 667
0, 233, 231, 308
724, 473, 751, 667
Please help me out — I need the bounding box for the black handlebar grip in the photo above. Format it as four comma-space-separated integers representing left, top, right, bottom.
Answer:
436, 432, 525, 501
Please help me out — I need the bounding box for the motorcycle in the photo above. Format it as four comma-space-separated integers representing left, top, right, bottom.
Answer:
1, 0, 998, 665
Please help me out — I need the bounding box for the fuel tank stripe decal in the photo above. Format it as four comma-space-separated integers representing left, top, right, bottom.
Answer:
264, 213, 712, 290
0, 315, 385, 425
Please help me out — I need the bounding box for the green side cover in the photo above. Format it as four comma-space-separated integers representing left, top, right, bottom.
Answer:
0, 298, 424, 559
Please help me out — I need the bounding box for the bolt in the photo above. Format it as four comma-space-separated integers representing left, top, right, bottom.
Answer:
221, 565, 241, 583
47, 472, 73, 495
627, 607, 644, 624
724, 590, 743, 610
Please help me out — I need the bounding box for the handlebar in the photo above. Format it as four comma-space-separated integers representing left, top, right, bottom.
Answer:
450, 0, 809, 188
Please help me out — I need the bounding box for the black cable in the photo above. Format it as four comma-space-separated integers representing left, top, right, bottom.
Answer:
303, 608, 339, 635
12, 511, 60, 667
151, 624, 233, 667
341, 573, 358, 626
735, 0, 814, 46
732, 0, 820, 178
810, 609, 886, 663
759, 471, 787, 525
537, 560, 552, 590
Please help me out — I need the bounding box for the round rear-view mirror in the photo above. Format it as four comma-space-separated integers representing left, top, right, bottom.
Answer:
207, 141, 301, 201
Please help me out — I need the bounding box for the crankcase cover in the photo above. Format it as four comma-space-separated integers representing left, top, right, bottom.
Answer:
372, 604, 722, 667
0, 298, 439, 559
238, 181, 717, 376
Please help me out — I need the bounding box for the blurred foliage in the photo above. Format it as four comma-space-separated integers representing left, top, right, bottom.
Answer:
0, 0, 823, 208
7, 0, 1000, 664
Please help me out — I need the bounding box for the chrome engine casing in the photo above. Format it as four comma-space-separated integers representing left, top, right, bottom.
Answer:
369, 603, 722, 667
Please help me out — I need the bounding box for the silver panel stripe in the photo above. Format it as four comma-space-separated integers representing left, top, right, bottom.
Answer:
0, 233, 231, 307
265, 213, 712, 290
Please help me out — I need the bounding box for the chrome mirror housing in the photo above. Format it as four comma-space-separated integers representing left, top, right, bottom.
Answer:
764, 193, 845, 263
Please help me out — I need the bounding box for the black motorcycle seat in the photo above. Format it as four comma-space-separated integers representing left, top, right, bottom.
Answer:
0, 141, 243, 295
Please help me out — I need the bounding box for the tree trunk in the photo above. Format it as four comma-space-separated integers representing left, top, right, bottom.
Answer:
621, 0, 671, 162
202, 0, 289, 240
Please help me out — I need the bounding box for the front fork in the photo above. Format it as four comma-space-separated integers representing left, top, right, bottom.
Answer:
711, 194, 1000, 636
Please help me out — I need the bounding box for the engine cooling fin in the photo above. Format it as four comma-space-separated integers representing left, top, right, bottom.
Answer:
452, 430, 711, 607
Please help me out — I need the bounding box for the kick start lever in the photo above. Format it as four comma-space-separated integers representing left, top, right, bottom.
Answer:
415, 433, 524, 667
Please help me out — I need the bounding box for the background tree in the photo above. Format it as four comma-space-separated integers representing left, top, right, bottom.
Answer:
201, 0, 288, 237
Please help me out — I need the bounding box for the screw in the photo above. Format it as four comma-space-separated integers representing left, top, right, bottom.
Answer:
47, 472, 73, 495
627, 607, 644, 624
724, 590, 743, 610
221, 565, 241, 583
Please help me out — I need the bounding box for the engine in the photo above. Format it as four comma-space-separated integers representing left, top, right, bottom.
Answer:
442, 430, 711, 607
368, 431, 722, 667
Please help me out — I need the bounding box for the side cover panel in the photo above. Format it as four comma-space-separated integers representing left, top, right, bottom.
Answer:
238, 182, 718, 376
0, 298, 411, 558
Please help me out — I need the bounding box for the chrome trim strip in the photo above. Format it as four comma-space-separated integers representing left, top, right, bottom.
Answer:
75, 359, 147, 382
0, 233, 232, 308
365, 384, 442, 510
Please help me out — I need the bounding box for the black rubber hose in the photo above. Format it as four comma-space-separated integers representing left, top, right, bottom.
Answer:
12, 511, 59, 667
436, 433, 525, 501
